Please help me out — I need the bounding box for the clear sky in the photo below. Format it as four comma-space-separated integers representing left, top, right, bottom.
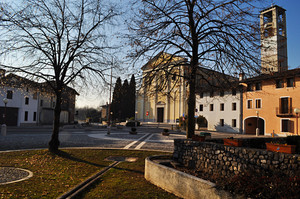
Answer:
76, 0, 300, 108
274, 0, 300, 69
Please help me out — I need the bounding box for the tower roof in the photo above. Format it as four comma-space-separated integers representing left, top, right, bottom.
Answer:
260, 5, 286, 13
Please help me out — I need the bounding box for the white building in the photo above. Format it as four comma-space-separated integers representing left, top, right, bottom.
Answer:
0, 72, 78, 126
196, 87, 242, 133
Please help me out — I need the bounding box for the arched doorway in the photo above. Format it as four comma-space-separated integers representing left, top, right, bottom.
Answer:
244, 117, 265, 135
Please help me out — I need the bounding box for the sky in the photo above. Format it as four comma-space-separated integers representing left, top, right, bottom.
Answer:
274, 0, 300, 69
76, 0, 300, 109
0, 1, 299, 109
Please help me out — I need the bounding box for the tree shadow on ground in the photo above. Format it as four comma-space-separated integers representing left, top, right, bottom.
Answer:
51, 150, 105, 167
51, 150, 144, 175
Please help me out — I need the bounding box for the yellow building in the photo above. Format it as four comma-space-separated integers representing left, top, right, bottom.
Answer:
136, 52, 188, 123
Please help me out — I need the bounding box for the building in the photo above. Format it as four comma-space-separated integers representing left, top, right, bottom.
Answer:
0, 72, 78, 126
242, 68, 300, 136
136, 52, 188, 123
196, 86, 242, 133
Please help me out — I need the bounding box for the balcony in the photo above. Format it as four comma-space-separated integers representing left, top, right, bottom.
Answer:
276, 107, 294, 117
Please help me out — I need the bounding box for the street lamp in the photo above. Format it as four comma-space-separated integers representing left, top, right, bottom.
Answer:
294, 108, 300, 135
135, 111, 138, 127
256, 110, 259, 136
1, 98, 8, 136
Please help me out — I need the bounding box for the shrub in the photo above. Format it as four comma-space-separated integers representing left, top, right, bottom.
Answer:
218, 170, 300, 199
125, 121, 140, 127
131, 127, 136, 132
196, 115, 208, 128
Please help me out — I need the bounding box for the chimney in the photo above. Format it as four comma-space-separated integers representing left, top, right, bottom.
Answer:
239, 73, 245, 81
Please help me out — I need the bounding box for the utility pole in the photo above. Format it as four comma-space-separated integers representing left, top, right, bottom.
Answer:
107, 59, 113, 135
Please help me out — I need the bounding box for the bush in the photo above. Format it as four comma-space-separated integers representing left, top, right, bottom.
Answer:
163, 129, 169, 133
286, 136, 300, 154
125, 121, 140, 127
196, 115, 208, 128
131, 127, 136, 132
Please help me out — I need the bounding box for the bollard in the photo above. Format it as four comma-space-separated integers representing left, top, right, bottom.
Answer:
1, 124, 7, 136
256, 128, 259, 136
107, 125, 111, 135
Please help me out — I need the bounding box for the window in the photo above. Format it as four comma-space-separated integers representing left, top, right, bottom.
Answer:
232, 89, 236, 96
33, 112, 37, 121
24, 111, 28, 121
232, 103, 237, 111
247, 100, 253, 109
210, 91, 214, 98
232, 119, 237, 127
200, 92, 203, 98
7, 90, 13, 99
256, 99, 261, 109
40, 100, 43, 107
255, 82, 262, 91
281, 119, 290, 132
220, 119, 224, 126
287, 78, 294, 87
25, 97, 29, 105
279, 97, 292, 114
220, 90, 224, 97
276, 79, 284, 88
199, 104, 203, 112
210, 104, 214, 111
220, 103, 224, 111
247, 84, 253, 91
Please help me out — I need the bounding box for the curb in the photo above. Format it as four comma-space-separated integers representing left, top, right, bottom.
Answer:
57, 161, 120, 199
0, 147, 172, 153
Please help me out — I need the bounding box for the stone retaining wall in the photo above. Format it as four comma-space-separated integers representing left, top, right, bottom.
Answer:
173, 139, 300, 177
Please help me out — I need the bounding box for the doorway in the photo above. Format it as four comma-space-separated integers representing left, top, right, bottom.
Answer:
157, 107, 164, 123
244, 117, 265, 135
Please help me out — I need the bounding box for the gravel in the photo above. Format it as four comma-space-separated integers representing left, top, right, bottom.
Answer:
0, 167, 31, 184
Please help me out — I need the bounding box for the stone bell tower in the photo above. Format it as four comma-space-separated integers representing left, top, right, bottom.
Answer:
260, 5, 288, 74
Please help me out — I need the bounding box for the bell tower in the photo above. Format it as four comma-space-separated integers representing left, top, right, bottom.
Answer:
260, 5, 287, 74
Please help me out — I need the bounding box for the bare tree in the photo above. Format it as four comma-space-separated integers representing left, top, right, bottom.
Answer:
128, 0, 264, 138
0, 0, 118, 152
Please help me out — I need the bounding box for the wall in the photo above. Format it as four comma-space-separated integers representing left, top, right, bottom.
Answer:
173, 139, 300, 178
196, 90, 241, 133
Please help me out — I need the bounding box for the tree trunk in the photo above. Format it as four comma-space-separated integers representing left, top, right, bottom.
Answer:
187, 64, 196, 138
48, 90, 62, 152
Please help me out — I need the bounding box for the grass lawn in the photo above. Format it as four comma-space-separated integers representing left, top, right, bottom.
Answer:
0, 149, 179, 199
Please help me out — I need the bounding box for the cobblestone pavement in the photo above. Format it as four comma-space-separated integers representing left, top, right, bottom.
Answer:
0, 123, 267, 152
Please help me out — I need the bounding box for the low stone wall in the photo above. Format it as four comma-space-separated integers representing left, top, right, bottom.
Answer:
173, 139, 300, 177
145, 156, 234, 199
